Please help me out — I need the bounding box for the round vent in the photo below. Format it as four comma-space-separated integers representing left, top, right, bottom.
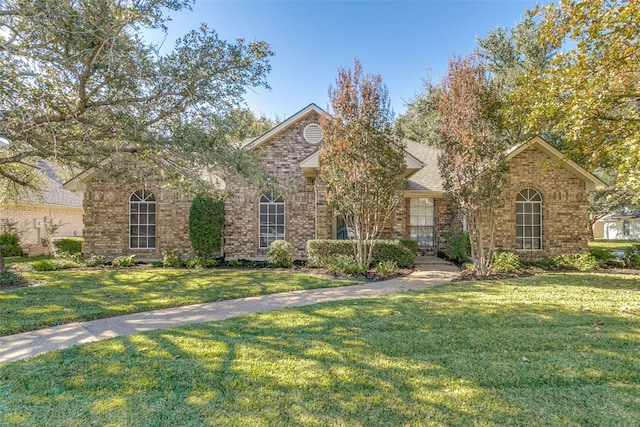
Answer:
303, 124, 323, 144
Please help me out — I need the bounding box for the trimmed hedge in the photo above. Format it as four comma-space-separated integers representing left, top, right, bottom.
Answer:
307, 239, 417, 268
52, 237, 83, 255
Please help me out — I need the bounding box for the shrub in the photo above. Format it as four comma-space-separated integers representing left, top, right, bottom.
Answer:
444, 225, 470, 264
325, 254, 367, 276
31, 257, 84, 271
375, 260, 397, 276
112, 254, 136, 267
307, 240, 417, 268
52, 237, 83, 256
227, 259, 242, 267
492, 250, 521, 271
552, 253, 599, 271
162, 248, 183, 268
0, 233, 22, 257
589, 247, 615, 262
189, 196, 225, 260
623, 244, 640, 269
0, 271, 29, 288
267, 240, 295, 268
85, 255, 107, 267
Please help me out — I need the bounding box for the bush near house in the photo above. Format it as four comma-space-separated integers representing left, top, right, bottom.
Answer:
267, 240, 295, 268
307, 239, 417, 268
0, 233, 22, 257
52, 237, 83, 256
189, 196, 224, 260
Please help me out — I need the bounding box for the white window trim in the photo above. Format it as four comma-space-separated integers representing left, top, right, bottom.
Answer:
409, 197, 435, 247
258, 194, 285, 249
515, 189, 543, 251
129, 190, 156, 250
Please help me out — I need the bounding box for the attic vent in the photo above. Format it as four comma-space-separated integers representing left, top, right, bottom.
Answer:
303, 124, 323, 144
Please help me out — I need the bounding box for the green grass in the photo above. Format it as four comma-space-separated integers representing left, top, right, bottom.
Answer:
3, 255, 53, 267
589, 239, 640, 250
0, 268, 356, 336
1, 272, 638, 426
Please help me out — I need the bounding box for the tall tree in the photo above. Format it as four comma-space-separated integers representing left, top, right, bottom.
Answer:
436, 54, 510, 276
512, 0, 640, 201
321, 58, 406, 268
0, 0, 272, 200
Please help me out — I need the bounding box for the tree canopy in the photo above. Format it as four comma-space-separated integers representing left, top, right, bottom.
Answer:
0, 0, 273, 199
512, 0, 639, 200
320, 58, 406, 267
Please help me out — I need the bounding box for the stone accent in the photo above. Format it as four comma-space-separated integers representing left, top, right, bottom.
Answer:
82, 172, 193, 261
492, 145, 591, 259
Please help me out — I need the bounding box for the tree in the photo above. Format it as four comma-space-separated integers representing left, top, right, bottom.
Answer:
320, 58, 406, 268
394, 77, 442, 146
436, 54, 511, 276
0, 0, 272, 200
511, 0, 640, 201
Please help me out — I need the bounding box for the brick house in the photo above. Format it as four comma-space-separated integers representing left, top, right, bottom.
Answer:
64, 103, 604, 261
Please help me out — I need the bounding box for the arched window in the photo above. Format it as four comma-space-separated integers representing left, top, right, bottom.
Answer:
516, 188, 542, 250
259, 194, 285, 249
130, 190, 156, 249
623, 219, 631, 236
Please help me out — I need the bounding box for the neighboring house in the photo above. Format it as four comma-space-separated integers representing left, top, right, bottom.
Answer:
593, 212, 640, 240
64, 103, 605, 261
1, 161, 83, 256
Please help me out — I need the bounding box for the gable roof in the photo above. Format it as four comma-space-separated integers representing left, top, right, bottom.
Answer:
506, 136, 606, 191
243, 103, 328, 150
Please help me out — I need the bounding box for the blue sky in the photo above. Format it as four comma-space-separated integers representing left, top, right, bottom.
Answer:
160, 0, 543, 120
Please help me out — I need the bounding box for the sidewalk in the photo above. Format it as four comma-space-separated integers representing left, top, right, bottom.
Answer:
0, 257, 459, 364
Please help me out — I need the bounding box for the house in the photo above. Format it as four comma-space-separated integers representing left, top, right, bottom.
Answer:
593, 212, 640, 240
1, 161, 83, 256
64, 103, 605, 261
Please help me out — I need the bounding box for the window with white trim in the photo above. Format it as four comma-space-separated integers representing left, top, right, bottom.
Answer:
259, 194, 285, 249
516, 188, 542, 250
623, 219, 631, 236
130, 190, 156, 249
409, 198, 435, 247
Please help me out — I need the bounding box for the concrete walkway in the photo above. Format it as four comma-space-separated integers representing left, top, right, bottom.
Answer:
0, 257, 459, 364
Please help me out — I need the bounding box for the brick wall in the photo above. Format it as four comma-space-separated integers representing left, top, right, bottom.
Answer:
83, 173, 193, 261
224, 113, 322, 260
0, 204, 84, 256
492, 145, 591, 259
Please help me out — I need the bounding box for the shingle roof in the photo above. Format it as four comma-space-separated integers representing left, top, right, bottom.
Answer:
404, 140, 444, 194
18, 161, 83, 207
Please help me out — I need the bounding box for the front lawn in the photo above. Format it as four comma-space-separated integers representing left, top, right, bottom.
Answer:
1, 272, 638, 426
0, 268, 356, 336
589, 238, 640, 250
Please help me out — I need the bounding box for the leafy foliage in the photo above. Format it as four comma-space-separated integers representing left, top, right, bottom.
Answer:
189, 196, 225, 260
162, 248, 183, 268
320, 58, 406, 267
375, 260, 397, 276
0, 271, 29, 288
0, 233, 22, 257
436, 54, 511, 276
307, 240, 417, 269
30, 257, 84, 271
324, 254, 367, 277
444, 225, 470, 264
492, 251, 521, 271
394, 78, 442, 146
552, 253, 599, 272
623, 244, 640, 269
266, 240, 295, 268
111, 254, 136, 267
85, 255, 107, 267
52, 237, 83, 256
512, 1, 640, 200
0, 0, 272, 199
